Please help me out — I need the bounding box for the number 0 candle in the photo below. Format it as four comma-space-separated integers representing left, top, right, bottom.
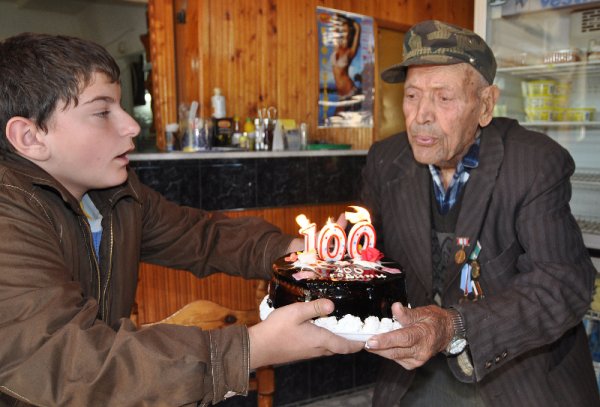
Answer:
345, 206, 377, 258
317, 219, 347, 261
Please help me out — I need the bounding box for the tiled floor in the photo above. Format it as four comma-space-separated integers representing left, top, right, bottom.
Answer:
283, 386, 374, 407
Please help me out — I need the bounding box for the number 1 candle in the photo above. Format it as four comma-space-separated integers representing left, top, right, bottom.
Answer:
295, 214, 316, 253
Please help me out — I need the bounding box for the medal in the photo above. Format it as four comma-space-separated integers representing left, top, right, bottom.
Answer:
455, 237, 470, 265
457, 239, 484, 301
455, 249, 466, 264
471, 260, 481, 279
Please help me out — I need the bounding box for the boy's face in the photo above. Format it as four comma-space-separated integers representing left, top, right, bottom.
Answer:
41, 72, 140, 200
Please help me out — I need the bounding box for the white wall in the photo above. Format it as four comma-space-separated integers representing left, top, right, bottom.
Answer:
0, 0, 148, 116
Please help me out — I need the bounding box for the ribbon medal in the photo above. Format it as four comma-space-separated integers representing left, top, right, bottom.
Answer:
458, 240, 484, 300
454, 237, 470, 265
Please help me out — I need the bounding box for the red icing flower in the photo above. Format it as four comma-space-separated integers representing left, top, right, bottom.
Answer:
359, 247, 383, 262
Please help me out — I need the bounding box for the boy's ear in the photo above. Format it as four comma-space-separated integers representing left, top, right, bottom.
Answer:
5, 117, 50, 161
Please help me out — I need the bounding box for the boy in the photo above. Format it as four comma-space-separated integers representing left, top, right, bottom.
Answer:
0, 33, 362, 406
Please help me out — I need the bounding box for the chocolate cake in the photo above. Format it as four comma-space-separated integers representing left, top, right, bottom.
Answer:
267, 254, 407, 320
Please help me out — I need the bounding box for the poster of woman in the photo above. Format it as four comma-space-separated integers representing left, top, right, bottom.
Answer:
317, 8, 374, 128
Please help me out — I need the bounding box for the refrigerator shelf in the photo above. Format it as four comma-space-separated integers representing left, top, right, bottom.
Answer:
498, 60, 600, 79
577, 217, 600, 236
523, 121, 600, 128
573, 172, 600, 186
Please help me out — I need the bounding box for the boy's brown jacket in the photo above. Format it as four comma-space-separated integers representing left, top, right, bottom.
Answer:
0, 153, 293, 406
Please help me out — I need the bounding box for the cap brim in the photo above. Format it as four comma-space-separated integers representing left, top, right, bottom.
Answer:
381, 63, 407, 83
380, 55, 464, 83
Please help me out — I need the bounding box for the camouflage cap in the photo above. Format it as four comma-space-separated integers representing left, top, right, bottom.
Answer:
381, 20, 496, 84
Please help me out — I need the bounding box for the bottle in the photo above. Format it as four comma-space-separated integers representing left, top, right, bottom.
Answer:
254, 118, 265, 150
231, 116, 242, 147
211, 88, 226, 119
243, 117, 255, 150
272, 120, 285, 151
239, 132, 248, 150
247, 131, 256, 151
192, 117, 205, 150
300, 122, 308, 150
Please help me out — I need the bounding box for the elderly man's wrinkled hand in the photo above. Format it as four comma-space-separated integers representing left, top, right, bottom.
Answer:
363, 303, 455, 370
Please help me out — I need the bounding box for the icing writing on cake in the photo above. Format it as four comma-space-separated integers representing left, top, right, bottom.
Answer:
285, 249, 400, 282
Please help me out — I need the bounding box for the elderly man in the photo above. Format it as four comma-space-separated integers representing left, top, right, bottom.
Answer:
362, 20, 599, 407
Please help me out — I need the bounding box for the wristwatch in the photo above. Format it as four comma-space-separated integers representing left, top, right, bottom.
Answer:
444, 307, 467, 355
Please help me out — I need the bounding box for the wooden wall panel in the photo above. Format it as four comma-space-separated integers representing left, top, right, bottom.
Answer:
148, 0, 177, 151
134, 202, 354, 325
175, 0, 201, 106
149, 0, 474, 150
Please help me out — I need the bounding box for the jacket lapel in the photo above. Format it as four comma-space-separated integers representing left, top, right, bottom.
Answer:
444, 127, 504, 293
387, 147, 433, 291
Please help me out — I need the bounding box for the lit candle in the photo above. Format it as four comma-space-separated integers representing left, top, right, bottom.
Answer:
295, 214, 316, 253
345, 206, 376, 259
317, 218, 347, 261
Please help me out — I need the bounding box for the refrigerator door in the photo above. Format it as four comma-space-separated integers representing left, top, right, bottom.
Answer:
475, 0, 600, 251
475, 0, 600, 387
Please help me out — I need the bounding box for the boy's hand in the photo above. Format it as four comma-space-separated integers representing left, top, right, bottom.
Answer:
286, 238, 304, 254
248, 299, 364, 368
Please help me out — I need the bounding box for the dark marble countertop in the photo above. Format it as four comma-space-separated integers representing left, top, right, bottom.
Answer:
130, 149, 367, 161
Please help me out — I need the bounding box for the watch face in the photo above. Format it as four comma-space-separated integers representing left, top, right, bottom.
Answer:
448, 337, 467, 355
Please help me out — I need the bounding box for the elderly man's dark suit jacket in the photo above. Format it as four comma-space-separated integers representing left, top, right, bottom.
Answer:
362, 118, 599, 407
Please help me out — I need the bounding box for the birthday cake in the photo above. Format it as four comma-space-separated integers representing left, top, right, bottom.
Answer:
260, 206, 408, 339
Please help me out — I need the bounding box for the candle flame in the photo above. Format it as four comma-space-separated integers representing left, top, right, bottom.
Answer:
296, 214, 310, 228
345, 206, 371, 224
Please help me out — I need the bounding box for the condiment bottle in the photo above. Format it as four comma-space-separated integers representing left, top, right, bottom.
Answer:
231, 116, 242, 147
211, 88, 226, 119
243, 117, 255, 150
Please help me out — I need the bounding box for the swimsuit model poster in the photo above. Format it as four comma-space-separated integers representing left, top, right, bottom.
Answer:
317, 7, 374, 128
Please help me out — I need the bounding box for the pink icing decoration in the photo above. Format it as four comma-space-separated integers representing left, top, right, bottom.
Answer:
292, 270, 318, 280
381, 266, 401, 274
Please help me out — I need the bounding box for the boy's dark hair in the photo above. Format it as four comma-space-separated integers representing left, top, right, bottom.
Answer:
0, 33, 120, 152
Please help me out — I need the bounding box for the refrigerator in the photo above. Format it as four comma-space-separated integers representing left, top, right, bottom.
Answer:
474, 0, 600, 384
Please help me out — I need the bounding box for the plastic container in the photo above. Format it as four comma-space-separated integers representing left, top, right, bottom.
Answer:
524, 96, 555, 109
564, 108, 595, 122
554, 82, 572, 97
543, 48, 583, 64
165, 123, 179, 152
522, 80, 556, 97
525, 108, 556, 122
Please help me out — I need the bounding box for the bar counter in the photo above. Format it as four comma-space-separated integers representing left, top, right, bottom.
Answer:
130, 149, 368, 211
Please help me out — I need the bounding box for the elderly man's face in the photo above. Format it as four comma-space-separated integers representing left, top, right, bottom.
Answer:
402, 64, 493, 170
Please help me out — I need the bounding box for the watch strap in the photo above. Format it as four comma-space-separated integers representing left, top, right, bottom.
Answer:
448, 307, 466, 337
